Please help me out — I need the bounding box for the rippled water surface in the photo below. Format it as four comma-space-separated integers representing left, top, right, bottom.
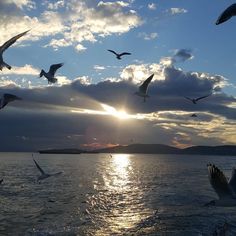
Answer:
1, 153, 236, 235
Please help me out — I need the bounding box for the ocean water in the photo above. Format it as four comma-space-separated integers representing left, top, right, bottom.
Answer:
1, 153, 236, 235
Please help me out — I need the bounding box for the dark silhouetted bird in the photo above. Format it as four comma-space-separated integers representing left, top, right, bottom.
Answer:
216, 4, 236, 25
39, 63, 64, 84
0, 93, 22, 109
184, 94, 211, 104
0, 30, 29, 70
134, 74, 154, 102
33, 159, 62, 182
107, 50, 131, 60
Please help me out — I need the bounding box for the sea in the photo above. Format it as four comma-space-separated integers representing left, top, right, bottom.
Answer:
1, 153, 236, 236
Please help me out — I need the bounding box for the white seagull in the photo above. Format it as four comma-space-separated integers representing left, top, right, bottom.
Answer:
0, 30, 29, 70
134, 74, 154, 102
107, 49, 131, 60
216, 4, 236, 25
33, 159, 62, 182
0, 93, 22, 110
206, 164, 236, 206
184, 94, 211, 104
39, 63, 64, 84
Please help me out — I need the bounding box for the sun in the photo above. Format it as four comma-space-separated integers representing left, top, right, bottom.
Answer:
101, 104, 130, 119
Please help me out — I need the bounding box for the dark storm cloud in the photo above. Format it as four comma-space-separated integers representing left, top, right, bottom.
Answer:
0, 63, 234, 117
0, 60, 235, 151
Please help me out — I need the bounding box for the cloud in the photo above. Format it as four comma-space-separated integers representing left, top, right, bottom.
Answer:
94, 65, 106, 71
0, 0, 142, 51
138, 32, 158, 40
148, 3, 156, 10
0, 50, 235, 150
167, 8, 188, 15
1, 64, 39, 75
75, 44, 87, 52
173, 49, 194, 62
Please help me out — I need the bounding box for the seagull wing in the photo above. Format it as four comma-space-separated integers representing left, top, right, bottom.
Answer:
33, 159, 45, 175
49, 63, 64, 76
52, 171, 62, 177
107, 49, 118, 56
207, 164, 233, 199
229, 168, 236, 194
139, 74, 154, 94
119, 52, 131, 57
195, 94, 211, 101
0, 30, 29, 53
216, 4, 236, 25
184, 96, 193, 101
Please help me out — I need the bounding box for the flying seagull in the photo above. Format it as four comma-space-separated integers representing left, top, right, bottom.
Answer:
206, 164, 236, 206
0, 30, 29, 70
184, 94, 211, 104
0, 93, 22, 110
134, 74, 154, 102
107, 50, 131, 60
216, 4, 236, 25
33, 159, 62, 182
39, 63, 64, 84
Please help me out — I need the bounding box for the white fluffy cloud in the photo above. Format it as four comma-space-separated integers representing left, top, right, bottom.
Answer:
0, 1, 142, 52
1, 64, 39, 75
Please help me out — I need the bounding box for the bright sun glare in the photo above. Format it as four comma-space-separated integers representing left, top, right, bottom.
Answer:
101, 104, 130, 119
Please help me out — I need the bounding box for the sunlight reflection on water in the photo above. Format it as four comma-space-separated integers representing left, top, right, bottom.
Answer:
91, 154, 152, 235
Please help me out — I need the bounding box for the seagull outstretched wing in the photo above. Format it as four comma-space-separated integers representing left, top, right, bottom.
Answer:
139, 74, 154, 94
33, 159, 46, 175
119, 52, 131, 56
107, 49, 118, 56
0, 30, 30, 53
207, 164, 233, 199
184, 96, 192, 101
52, 172, 62, 177
49, 63, 64, 76
195, 94, 211, 101
216, 4, 236, 25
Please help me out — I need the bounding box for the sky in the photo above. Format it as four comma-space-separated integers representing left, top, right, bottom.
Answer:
1, 0, 236, 151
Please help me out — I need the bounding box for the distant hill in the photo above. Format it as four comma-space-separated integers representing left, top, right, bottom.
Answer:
95, 144, 236, 156
39, 148, 88, 154
38, 144, 236, 156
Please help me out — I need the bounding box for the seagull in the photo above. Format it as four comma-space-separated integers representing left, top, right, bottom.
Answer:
33, 159, 62, 182
0, 30, 29, 70
134, 74, 154, 102
191, 113, 197, 118
39, 63, 64, 84
107, 50, 131, 60
0, 93, 22, 110
0, 179, 3, 185
184, 94, 211, 104
216, 4, 236, 25
206, 164, 236, 207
